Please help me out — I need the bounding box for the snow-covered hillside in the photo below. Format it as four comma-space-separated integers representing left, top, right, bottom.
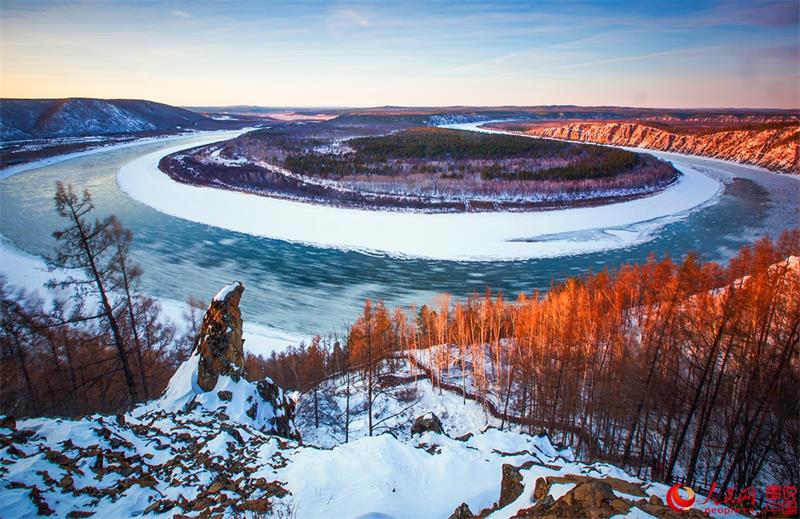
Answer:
0, 98, 208, 141
0, 281, 750, 518
0, 361, 741, 519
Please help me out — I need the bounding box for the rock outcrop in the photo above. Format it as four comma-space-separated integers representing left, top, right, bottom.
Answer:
448, 502, 476, 519
411, 412, 445, 435
165, 281, 300, 440
255, 379, 301, 440
511, 475, 712, 519
523, 122, 800, 173
499, 463, 526, 507
194, 282, 246, 391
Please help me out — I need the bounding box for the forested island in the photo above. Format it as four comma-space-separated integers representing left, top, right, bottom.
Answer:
159, 119, 680, 212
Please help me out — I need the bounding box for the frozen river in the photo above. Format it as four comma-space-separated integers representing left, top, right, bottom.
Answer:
1, 128, 797, 343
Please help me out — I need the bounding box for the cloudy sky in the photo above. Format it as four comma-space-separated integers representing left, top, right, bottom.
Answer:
1, 0, 798, 108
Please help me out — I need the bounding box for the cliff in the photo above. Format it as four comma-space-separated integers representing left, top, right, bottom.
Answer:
523, 122, 799, 173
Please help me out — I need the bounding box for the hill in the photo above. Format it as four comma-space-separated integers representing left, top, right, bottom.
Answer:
0, 281, 744, 518
0, 98, 209, 141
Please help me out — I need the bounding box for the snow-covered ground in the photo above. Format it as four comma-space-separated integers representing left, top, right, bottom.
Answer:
0, 348, 749, 518
0, 235, 305, 356
296, 357, 515, 448
117, 131, 722, 261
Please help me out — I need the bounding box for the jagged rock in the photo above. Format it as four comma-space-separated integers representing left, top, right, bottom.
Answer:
513, 495, 554, 518
448, 502, 476, 519
255, 379, 300, 441
571, 479, 614, 503
184, 281, 300, 440
541, 480, 630, 519
499, 463, 525, 507
649, 494, 663, 506
410, 412, 444, 435
533, 477, 550, 501
536, 474, 647, 499
194, 282, 246, 391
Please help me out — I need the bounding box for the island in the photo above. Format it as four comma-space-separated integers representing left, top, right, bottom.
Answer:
158, 116, 680, 212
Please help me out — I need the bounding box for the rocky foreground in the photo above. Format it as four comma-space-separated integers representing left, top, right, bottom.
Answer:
0, 283, 743, 518
499, 121, 799, 173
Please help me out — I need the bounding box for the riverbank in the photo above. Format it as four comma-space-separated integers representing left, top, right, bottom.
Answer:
0, 129, 253, 180
0, 235, 306, 356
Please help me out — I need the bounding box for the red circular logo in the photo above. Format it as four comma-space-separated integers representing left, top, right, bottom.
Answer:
667, 484, 696, 512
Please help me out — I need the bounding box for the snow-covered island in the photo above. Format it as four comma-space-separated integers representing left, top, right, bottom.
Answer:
158, 117, 681, 213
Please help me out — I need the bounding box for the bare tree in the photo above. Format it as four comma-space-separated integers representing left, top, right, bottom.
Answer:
49, 182, 138, 407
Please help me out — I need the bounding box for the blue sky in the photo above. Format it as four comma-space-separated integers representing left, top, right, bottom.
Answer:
1, 0, 798, 107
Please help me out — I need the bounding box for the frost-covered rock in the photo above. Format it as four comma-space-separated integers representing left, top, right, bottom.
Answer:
194, 281, 246, 391
147, 281, 299, 440
411, 412, 445, 436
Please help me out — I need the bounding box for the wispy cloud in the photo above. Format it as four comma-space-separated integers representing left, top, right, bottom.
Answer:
497, 46, 719, 79
328, 8, 369, 30
1, 0, 797, 108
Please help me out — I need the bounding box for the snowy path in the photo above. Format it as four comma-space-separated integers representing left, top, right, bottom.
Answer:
117, 130, 723, 261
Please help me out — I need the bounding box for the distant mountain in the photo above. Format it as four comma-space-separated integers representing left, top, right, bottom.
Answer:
0, 98, 210, 141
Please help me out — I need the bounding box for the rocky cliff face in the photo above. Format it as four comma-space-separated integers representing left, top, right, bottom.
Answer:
525, 122, 799, 173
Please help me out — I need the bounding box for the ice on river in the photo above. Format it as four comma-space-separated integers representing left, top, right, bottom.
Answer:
117, 134, 723, 261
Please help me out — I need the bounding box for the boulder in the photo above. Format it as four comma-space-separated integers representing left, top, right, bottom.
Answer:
411, 412, 444, 435
513, 495, 554, 518
499, 464, 525, 507
541, 480, 629, 519
194, 282, 246, 391
533, 477, 550, 501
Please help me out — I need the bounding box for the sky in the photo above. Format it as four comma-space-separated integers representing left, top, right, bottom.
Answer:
0, 0, 798, 108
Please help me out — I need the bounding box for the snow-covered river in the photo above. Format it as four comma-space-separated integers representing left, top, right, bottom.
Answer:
1, 128, 798, 345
